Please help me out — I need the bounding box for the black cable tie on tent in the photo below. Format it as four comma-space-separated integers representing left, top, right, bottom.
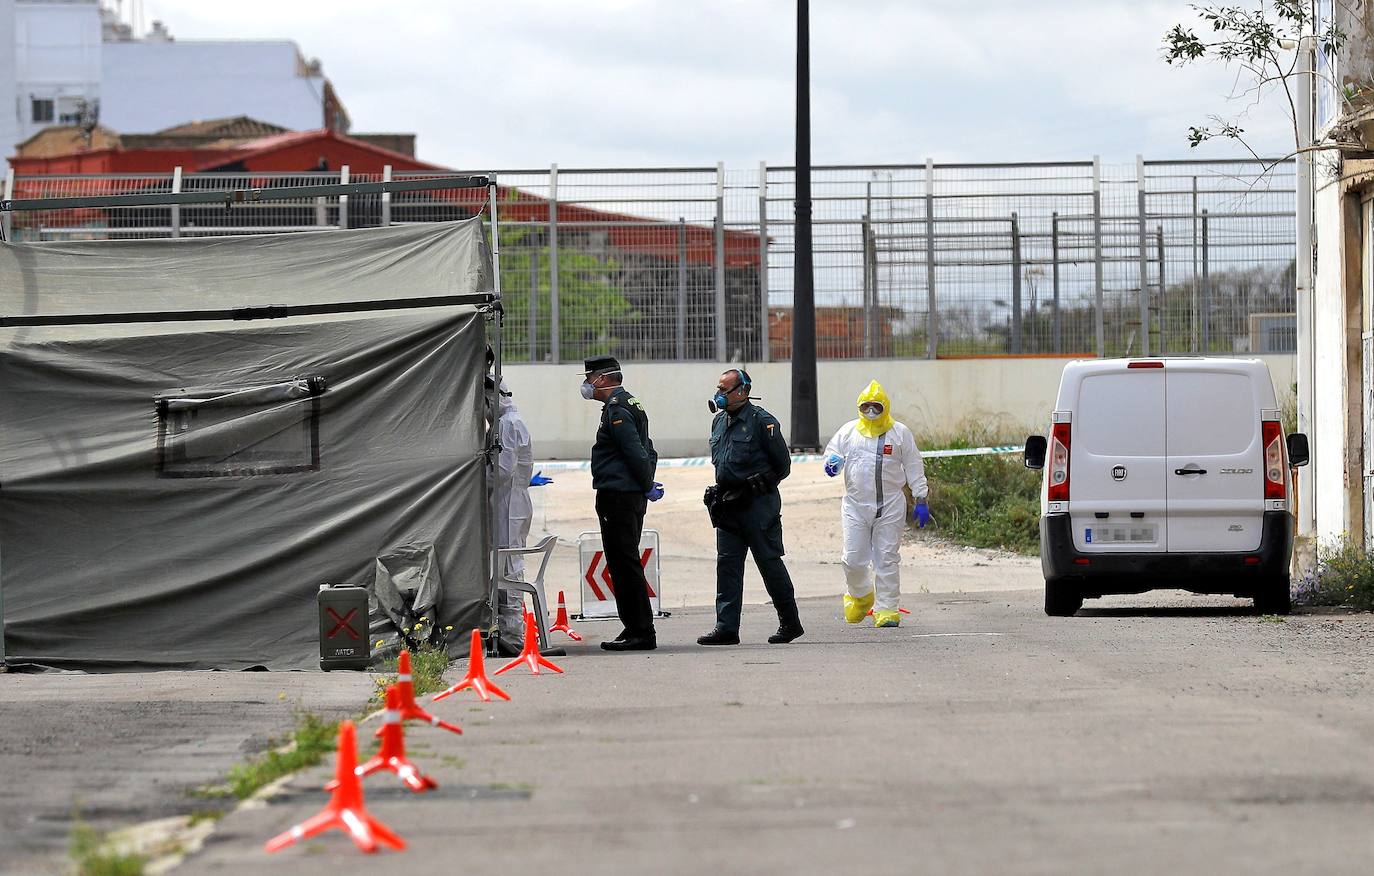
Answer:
1, 293, 498, 327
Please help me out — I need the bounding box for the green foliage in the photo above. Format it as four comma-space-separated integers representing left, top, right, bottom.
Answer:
224, 711, 339, 800
69, 819, 145, 876
925, 453, 1042, 555
1294, 536, 1374, 610
498, 225, 633, 361
1162, 2, 1349, 153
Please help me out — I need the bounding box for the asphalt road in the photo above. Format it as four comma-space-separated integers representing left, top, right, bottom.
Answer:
0, 670, 371, 875
163, 590, 1374, 876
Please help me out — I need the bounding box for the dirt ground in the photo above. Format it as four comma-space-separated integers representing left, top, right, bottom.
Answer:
531, 459, 1042, 613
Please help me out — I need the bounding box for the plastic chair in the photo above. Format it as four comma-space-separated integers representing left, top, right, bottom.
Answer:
495, 535, 558, 653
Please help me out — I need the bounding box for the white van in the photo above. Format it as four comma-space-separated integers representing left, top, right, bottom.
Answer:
1023, 357, 1308, 617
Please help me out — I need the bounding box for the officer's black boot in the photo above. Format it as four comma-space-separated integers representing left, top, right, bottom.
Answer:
767, 621, 804, 644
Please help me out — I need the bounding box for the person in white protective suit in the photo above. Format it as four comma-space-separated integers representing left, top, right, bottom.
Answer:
492, 380, 540, 654
822, 380, 929, 628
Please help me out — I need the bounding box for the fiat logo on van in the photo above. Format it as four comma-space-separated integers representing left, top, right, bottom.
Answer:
1112, 465, 1127, 481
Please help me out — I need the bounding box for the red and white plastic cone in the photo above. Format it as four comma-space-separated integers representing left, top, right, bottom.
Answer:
264, 720, 405, 854
345, 687, 436, 792
431, 629, 510, 703
548, 590, 583, 641
495, 611, 566, 676
378, 649, 462, 737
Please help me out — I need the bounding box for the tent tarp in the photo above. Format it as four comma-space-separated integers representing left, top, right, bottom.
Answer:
0, 219, 493, 670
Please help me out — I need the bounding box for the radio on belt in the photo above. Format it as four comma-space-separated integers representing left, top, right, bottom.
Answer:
317, 583, 371, 671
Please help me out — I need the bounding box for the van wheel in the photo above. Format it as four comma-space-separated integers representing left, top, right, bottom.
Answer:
1253, 576, 1292, 615
1044, 579, 1083, 616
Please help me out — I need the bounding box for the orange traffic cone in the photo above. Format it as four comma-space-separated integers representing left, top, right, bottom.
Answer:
264, 720, 405, 854
342, 687, 436, 792
549, 590, 583, 641
866, 607, 912, 616
378, 650, 462, 737
495, 611, 565, 676
431, 629, 510, 703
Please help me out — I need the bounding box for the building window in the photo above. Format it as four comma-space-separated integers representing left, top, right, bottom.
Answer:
154, 376, 327, 478
31, 98, 54, 124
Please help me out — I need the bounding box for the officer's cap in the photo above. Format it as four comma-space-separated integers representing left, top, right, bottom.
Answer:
583, 355, 621, 376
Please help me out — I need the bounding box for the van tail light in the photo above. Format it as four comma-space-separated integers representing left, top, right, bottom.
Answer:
1047, 422, 1071, 502
1262, 420, 1286, 500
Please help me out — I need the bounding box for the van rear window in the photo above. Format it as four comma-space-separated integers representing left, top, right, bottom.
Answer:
1076, 373, 1165, 456
1166, 372, 1256, 455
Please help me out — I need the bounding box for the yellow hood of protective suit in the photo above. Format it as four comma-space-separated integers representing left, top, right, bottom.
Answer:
855, 380, 895, 438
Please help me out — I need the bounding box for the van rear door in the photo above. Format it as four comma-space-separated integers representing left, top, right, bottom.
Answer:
1164, 364, 1265, 552
1070, 367, 1168, 553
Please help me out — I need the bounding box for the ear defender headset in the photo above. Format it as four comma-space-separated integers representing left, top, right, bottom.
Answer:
709, 368, 754, 413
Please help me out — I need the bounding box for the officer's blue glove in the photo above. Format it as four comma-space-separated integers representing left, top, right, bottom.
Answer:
913, 500, 931, 529
529, 471, 553, 487
823, 454, 843, 477
646, 481, 664, 502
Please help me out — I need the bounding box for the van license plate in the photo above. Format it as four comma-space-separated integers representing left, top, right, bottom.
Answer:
1085, 525, 1157, 545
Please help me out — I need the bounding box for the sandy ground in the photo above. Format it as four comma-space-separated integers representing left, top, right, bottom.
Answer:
530, 461, 1042, 614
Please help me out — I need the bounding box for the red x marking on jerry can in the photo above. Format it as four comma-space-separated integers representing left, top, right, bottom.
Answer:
326, 607, 360, 640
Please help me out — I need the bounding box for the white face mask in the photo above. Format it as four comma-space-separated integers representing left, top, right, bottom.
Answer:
861, 407, 882, 420
580, 380, 596, 400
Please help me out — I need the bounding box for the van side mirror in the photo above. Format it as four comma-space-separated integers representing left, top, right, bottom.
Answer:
1287, 433, 1310, 468
1024, 435, 1047, 470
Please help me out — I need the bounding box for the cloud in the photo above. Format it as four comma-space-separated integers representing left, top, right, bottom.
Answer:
139, 0, 1298, 168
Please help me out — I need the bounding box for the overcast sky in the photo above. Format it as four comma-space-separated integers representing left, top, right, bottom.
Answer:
133, 0, 1297, 169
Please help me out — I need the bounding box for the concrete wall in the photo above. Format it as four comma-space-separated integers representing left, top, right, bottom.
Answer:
505, 356, 1298, 459
1311, 174, 1357, 542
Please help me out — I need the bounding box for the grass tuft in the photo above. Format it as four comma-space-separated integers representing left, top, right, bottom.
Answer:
224, 711, 339, 800
1293, 536, 1374, 610
69, 818, 145, 876
369, 640, 451, 707
923, 452, 1041, 555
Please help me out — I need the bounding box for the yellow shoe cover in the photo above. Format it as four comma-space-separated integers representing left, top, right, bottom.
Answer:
874, 609, 901, 628
843, 591, 874, 624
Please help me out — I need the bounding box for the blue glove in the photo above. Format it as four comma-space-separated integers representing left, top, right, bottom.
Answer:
646, 481, 664, 502
823, 454, 843, 477
913, 500, 931, 529
529, 471, 553, 487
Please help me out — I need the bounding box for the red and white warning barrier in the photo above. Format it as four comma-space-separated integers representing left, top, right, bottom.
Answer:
576, 530, 662, 619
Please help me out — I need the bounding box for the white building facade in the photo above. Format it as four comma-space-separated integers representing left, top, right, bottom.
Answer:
2, 1, 343, 179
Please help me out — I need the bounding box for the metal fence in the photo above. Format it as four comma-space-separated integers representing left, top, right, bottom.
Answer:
3, 157, 1295, 362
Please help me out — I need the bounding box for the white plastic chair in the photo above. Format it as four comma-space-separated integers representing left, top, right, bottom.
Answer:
495, 535, 558, 652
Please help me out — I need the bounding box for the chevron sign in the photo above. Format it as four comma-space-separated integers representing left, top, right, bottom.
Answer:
576, 530, 662, 619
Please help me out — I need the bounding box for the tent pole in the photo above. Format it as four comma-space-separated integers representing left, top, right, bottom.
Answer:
487, 177, 504, 657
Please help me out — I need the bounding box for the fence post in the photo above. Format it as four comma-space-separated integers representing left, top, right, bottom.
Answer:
1092, 156, 1106, 357
1051, 211, 1061, 353
862, 213, 875, 358
1010, 212, 1023, 354
549, 164, 561, 365
1191, 175, 1200, 353
381, 164, 392, 227
339, 165, 350, 230
925, 157, 938, 360
529, 248, 540, 362
715, 161, 728, 361
677, 217, 688, 361
1201, 208, 1210, 352
170, 165, 182, 239
1156, 224, 1165, 353
1135, 155, 1149, 357
0, 167, 11, 242
758, 161, 770, 363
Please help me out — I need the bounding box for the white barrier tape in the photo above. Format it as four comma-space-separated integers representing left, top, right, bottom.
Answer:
533, 445, 1020, 472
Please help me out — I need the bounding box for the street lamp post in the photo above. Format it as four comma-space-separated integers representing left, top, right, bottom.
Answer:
790, 0, 820, 451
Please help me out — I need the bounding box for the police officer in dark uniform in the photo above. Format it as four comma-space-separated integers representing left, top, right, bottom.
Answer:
698, 368, 804, 646
582, 356, 661, 652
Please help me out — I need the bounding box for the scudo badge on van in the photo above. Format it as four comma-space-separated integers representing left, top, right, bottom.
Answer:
1111, 465, 1127, 481
1219, 468, 1254, 474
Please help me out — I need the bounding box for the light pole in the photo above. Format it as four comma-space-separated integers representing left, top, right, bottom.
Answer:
790, 0, 820, 450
